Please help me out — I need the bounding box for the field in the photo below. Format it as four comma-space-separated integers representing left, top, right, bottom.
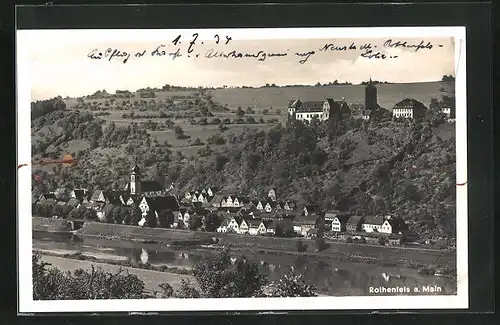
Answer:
61, 81, 453, 156
208, 82, 454, 111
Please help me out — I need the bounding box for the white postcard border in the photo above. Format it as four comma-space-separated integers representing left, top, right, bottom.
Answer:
17, 26, 468, 313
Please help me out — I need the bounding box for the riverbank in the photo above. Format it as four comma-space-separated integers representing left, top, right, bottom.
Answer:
38, 254, 197, 296
35, 218, 456, 270
34, 249, 193, 275
32, 217, 73, 233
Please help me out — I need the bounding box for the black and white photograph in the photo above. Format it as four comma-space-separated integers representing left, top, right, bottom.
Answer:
17, 26, 468, 313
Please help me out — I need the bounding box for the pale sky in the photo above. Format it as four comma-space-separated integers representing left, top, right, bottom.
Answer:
23, 31, 456, 101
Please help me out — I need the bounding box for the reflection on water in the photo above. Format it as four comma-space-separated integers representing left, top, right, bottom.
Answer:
32, 231, 456, 296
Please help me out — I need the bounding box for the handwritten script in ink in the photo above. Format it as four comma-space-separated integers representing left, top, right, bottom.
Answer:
86, 34, 444, 65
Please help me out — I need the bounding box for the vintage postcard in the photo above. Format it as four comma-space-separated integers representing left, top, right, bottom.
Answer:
17, 26, 467, 313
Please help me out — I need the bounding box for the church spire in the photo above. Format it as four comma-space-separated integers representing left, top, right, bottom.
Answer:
132, 157, 141, 174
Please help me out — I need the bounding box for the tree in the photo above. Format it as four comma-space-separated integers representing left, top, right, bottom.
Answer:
311, 149, 328, 166
429, 97, 440, 111
183, 248, 267, 298
67, 206, 86, 220
264, 270, 317, 297
173, 126, 185, 139
126, 206, 142, 225
32, 253, 145, 300
145, 210, 157, 228
83, 209, 97, 221
204, 212, 222, 232
188, 215, 203, 231
236, 107, 245, 116
215, 155, 229, 171
158, 209, 175, 228
159, 283, 174, 298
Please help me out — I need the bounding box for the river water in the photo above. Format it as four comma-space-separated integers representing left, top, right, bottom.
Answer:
33, 231, 456, 296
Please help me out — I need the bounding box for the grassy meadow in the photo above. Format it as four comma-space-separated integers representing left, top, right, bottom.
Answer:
61, 81, 454, 156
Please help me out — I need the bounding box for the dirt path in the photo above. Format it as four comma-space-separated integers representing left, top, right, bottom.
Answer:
39, 255, 197, 295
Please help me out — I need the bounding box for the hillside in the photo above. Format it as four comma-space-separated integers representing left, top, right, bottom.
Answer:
30, 88, 456, 246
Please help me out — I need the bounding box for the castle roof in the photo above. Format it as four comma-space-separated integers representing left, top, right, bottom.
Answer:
296, 101, 325, 113
393, 98, 426, 110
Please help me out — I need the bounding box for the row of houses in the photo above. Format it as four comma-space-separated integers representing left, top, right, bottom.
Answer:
214, 206, 409, 244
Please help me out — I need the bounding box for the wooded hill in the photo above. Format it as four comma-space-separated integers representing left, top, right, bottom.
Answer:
31, 96, 456, 246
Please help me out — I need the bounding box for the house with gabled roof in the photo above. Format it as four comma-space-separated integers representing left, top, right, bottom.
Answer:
38, 192, 57, 202
70, 189, 88, 201
325, 210, 350, 232
240, 218, 262, 235
283, 200, 296, 211
268, 188, 277, 202
227, 215, 243, 233
361, 215, 395, 234
288, 98, 350, 123
216, 216, 232, 233
392, 98, 427, 119
292, 213, 324, 237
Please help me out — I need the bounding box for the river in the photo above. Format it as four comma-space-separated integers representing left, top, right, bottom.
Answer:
32, 231, 456, 296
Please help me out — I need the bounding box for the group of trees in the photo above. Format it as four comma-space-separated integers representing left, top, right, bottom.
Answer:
31, 97, 67, 120
160, 248, 317, 298
33, 248, 317, 300
33, 254, 145, 300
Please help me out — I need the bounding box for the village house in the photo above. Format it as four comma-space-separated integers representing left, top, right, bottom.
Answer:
254, 200, 265, 210
70, 189, 88, 201
361, 215, 395, 234
440, 105, 456, 120
227, 216, 243, 233
38, 192, 57, 202
283, 201, 296, 211
388, 233, 403, 246
293, 213, 324, 237
345, 215, 364, 232
264, 201, 280, 213
258, 220, 272, 235
176, 208, 191, 228
216, 217, 232, 233
330, 216, 343, 232
259, 219, 294, 236
324, 210, 350, 232
244, 218, 263, 235
267, 188, 277, 202
392, 98, 427, 119
221, 195, 234, 208
288, 98, 351, 123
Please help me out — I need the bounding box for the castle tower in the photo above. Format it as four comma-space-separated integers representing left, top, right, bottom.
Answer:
365, 77, 378, 111
130, 161, 141, 195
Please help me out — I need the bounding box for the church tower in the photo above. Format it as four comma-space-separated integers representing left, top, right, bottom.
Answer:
130, 162, 141, 195
365, 77, 378, 112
